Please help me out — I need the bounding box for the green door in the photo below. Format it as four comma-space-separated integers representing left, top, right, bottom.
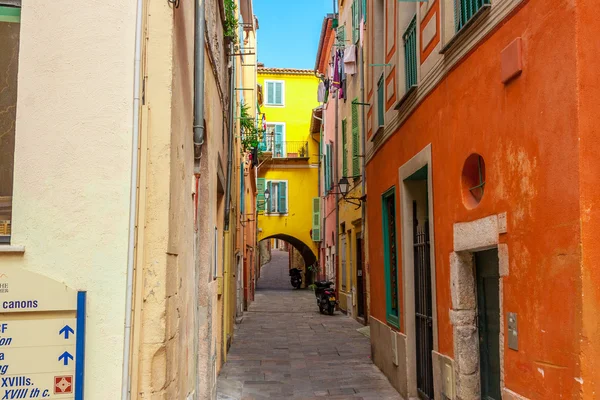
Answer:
475, 249, 501, 400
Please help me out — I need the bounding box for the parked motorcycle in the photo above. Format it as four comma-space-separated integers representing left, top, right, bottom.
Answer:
289, 268, 302, 289
314, 280, 337, 315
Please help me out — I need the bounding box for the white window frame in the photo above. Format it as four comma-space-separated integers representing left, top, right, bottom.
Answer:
265, 122, 286, 157
265, 179, 289, 216
264, 80, 285, 107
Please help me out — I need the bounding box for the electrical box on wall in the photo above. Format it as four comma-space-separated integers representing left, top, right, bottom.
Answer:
442, 361, 455, 399
390, 329, 399, 366
508, 312, 518, 350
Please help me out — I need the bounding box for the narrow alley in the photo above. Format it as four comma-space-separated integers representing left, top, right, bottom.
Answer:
217, 250, 401, 400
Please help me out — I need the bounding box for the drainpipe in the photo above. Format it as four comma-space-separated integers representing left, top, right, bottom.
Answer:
121, 0, 144, 397
223, 42, 236, 360
192, 0, 206, 398
193, 0, 206, 148
359, 4, 367, 322
334, 87, 340, 301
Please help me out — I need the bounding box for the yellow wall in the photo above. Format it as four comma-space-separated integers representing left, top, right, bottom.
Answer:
257, 70, 320, 260
258, 167, 318, 254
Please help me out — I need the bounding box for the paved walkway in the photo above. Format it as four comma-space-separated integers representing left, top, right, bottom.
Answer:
217, 250, 401, 400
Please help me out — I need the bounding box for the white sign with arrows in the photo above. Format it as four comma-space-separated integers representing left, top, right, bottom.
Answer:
0, 268, 82, 399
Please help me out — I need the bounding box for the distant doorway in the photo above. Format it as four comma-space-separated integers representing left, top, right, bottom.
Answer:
356, 233, 365, 320
475, 249, 501, 400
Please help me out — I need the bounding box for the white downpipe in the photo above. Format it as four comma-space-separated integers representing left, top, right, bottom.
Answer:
121, 0, 144, 398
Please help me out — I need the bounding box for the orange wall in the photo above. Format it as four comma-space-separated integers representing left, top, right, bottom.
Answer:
367, 0, 583, 397
577, 0, 600, 397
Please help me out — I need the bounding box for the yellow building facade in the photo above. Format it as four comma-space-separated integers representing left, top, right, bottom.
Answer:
257, 68, 320, 274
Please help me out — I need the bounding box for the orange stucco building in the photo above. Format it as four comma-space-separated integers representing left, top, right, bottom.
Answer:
365, 0, 600, 399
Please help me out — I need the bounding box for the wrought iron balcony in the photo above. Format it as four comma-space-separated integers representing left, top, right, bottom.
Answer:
258, 135, 309, 159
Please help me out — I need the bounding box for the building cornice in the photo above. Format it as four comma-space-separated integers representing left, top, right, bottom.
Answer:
367, 0, 525, 163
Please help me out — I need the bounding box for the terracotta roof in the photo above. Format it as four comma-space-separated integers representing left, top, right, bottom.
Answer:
258, 67, 315, 76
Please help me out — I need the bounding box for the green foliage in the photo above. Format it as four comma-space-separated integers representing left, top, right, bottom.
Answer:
308, 284, 317, 292
307, 262, 320, 274
239, 102, 263, 155
224, 0, 239, 46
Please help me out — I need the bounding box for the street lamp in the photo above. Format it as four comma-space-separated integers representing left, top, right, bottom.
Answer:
336, 177, 365, 209
338, 177, 349, 197
264, 187, 270, 201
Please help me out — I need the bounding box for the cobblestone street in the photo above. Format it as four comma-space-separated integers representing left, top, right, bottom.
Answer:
217, 250, 401, 400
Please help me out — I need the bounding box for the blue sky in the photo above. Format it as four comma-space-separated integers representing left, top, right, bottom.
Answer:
254, 0, 334, 69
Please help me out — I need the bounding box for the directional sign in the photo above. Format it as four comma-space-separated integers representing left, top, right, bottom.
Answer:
0, 268, 86, 399
60, 326, 74, 340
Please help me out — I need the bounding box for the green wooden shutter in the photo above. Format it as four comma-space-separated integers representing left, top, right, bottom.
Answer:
377, 75, 385, 127
351, 0, 358, 44
342, 119, 348, 177
257, 178, 265, 212
267, 181, 273, 213
352, 100, 360, 176
275, 82, 283, 105
240, 165, 245, 215
278, 181, 287, 213
324, 147, 329, 192
327, 144, 333, 190
312, 197, 321, 242
337, 24, 345, 45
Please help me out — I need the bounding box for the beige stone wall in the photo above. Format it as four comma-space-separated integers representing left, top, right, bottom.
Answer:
132, 0, 232, 398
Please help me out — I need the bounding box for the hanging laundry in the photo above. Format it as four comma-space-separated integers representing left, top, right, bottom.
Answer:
344, 45, 357, 76
339, 50, 346, 99
332, 51, 341, 90
317, 81, 326, 103
324, 78, 330, 103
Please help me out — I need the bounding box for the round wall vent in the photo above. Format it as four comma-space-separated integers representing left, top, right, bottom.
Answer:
461, 154, 486, 209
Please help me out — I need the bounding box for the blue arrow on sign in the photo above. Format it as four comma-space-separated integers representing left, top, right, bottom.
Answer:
58, 351, 73, 366
59, 325, 74, 339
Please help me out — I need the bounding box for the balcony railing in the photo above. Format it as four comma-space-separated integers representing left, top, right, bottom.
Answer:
259, 135, 309, 159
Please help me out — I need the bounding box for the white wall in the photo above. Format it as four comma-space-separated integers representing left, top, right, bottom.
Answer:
6, 1, 137, 398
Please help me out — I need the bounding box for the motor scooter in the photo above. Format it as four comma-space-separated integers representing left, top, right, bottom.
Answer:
289, 268, 302, 289
314, 281, 337, 315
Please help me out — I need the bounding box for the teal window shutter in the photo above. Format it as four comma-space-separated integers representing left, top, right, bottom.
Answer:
351, 0, 357, 44
327, 144, 332, 191
403, 16, 418, 90
352, 99, 360, 176
278, 182, 287, 213
274, 124, 284, 157
240, 165, 245, 215
455, 0, 490, 32
362, 0, 367, 23
377, 75, 385, 127
267, 181, 273, 213
382, 187, 399, 327
257, 178, 265, 212
342, 119, 348, 177
274, 82, 283, 105
266, 82, 274, 104
312, 197, 321, 241
324, 148, 329, 193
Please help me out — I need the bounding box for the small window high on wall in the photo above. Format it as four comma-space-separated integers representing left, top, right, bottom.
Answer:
265, 80, 284, 106
0, 1, 21, 245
